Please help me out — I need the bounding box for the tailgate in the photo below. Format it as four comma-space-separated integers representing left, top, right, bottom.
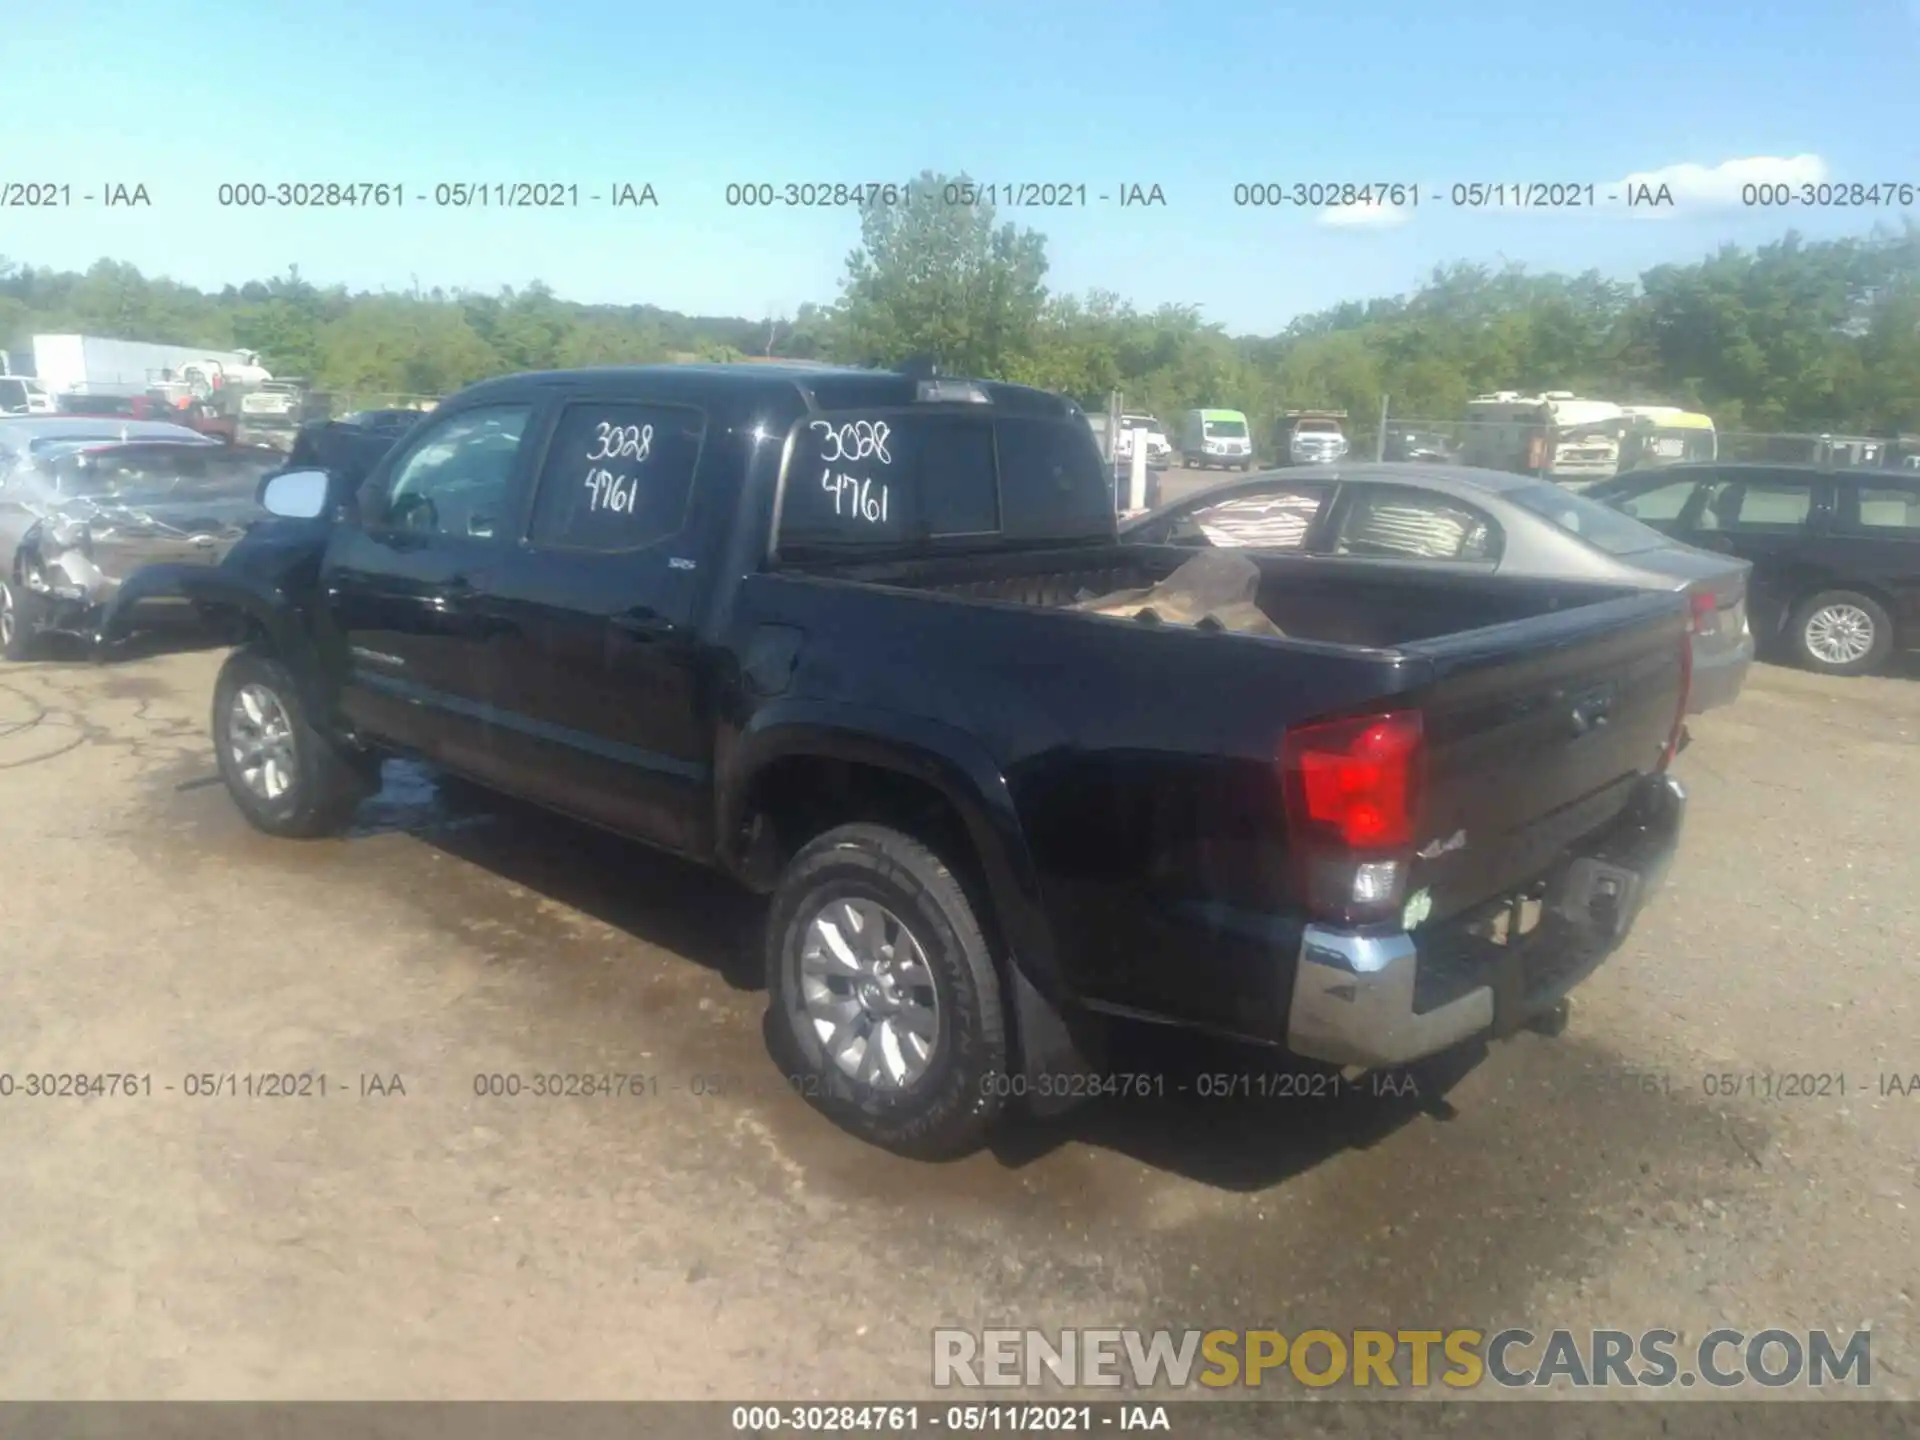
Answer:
1400, 591, 1688, 921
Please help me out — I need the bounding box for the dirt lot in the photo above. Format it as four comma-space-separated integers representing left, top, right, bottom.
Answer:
1, 641, 1916, 1404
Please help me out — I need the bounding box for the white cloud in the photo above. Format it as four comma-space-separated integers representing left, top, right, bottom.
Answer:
1608, 153, 1828, 217
1317, 200, 1413, 229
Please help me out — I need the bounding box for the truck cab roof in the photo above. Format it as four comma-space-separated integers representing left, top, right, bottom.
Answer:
454, 363, 1086, 423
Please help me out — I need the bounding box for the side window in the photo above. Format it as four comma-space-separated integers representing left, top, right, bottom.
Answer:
1332, 485, 1502, 562
368, 404, 532, 540
1187, 486, 1329, 550
0, 379, 26, 414
1613, 476, 1704, 523
1698, 477, 1814, 532
527, 402, 704, 552
1842, 482, 1920, 534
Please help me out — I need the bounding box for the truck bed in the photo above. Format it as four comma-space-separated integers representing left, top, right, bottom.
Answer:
753, 538, 1689, 1039
816, 542, 1634, 651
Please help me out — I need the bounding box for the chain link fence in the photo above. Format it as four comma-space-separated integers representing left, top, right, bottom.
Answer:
1369, 412, 1920, 484
303, 392, 442, 421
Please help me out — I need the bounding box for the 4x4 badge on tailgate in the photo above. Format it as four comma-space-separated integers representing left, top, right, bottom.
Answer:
1416, 829, 1466, 859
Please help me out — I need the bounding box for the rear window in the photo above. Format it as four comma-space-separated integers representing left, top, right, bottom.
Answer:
778, 411, 1112, 549
1506, 482, 1672, 556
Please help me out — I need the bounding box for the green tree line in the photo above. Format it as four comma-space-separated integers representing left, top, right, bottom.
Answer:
6, 169, 1919, 437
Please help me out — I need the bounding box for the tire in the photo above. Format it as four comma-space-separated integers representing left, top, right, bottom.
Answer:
0, 578, 44, 662
1789, 590, 1892, 677
765, 823, 1009, 1159
212, 646, 376, 837
1240, 458, 1254, 471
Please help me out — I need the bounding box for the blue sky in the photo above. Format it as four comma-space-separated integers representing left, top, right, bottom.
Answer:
5, 0, 1918, 333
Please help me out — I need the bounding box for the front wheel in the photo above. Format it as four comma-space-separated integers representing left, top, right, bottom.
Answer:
1790, 590, 1892, 676
212, 646, 377, 837
0, 578, 44, 662
765, 823, 1009, 1159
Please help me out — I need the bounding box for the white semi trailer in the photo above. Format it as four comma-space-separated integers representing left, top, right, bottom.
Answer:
28, 335, 272, 400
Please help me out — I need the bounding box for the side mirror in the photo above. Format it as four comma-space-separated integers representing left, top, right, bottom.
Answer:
258, 468, 330, 519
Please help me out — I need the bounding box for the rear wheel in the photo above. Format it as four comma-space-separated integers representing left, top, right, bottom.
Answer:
765, 823, 1008, 1159
1789, 590, 1891, 677
212, 646, 377, 837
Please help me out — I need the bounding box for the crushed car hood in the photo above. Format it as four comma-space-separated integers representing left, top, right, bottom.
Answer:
6, 464, 275, 598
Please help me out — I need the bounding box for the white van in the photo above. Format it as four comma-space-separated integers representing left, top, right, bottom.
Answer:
1178, 409, 1254, 469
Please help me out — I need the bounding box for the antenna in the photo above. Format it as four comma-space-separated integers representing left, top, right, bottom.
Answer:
898, 354, 941, 380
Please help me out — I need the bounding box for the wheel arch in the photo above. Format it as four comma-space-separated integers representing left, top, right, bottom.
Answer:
1780, 578, 1898, 637
720, 702, 1094, 1096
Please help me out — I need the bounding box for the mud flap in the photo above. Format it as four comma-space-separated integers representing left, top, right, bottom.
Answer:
1008, 962, 1103, 1118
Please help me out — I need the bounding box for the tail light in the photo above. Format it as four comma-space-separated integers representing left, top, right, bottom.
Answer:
1688, 590, 1718, 636
1280, 710, 1425, 923
1662, 634, 1692, 769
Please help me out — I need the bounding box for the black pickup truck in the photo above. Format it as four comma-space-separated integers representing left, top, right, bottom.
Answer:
103, 363, 1693, 1158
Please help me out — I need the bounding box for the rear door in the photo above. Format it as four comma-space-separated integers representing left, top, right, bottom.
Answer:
479, 395, 714, 854
1594, 469, 1713, 537
1834, 476, 1920, 648
321, 400, 543, 768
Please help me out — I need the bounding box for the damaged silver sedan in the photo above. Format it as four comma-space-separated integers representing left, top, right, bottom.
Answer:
0, 418, 284, 661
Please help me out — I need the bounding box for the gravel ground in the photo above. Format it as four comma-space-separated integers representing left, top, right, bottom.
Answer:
0, 638, 1915, 1410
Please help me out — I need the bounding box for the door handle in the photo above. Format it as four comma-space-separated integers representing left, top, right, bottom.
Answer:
611, 610, 672, 639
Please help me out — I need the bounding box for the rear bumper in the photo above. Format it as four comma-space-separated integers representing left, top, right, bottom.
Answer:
1285, 772, 1686, 1070
1687, 632, 1753, 714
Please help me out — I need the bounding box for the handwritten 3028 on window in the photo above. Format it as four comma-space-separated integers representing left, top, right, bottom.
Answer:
583, 421, 654, 515
813, 418, 894, 527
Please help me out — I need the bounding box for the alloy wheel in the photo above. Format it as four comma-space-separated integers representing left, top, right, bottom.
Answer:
795, 897, 941, 1090
1804, 604, 1875, 667
227, 683, 298, 802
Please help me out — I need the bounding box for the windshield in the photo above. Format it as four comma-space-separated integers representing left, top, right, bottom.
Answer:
1506, 481, 1673, 556
1295, 420, 1340, 434
1204, 419, 1247, 438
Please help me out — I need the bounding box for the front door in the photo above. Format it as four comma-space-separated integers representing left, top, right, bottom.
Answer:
1671, 468, 1832, 639
319, 400, 541, 773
